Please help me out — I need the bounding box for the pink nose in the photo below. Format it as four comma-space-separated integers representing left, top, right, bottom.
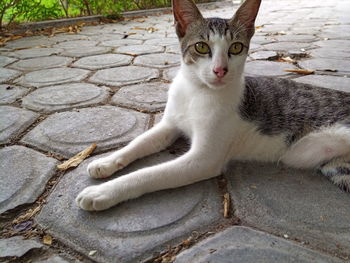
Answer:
213, 67, 228, 78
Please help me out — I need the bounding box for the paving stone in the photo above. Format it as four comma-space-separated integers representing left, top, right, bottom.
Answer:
0, 84, 28, 104
49, 34, 90, 42
88, 33, 125, 42
249, 51, 278, 60
134, 53, 180, 68
99, 39, 143, 47
15, 68, 90, 87
314, 40, 350, 51
251, 35, 276, 45
245, 61, 295, 76
60, 46, 112, 57
294, 75, 350, 93
34, 255, 71, 263
22, 83, 110, 113
0, 56, 17, 67
72, 54, 132, 70
5, 36, 55, 49
9, 56, 73, 71
298, 58, 350, 73
309, 48, 350, 59
0, 236, 43, 257
111, 82, 168, 112
0, 146, 58, 213
249, 43, 262, 52
175, 226, 343, 263
0, 106, 39, 144
9, 48, 63, 59
163, 66, 179, 82
262, 42, 314, 51
36, 149, 222, 263
273, 34, 318, 42
54, 40, 98, 48
0, 68, 21, 83
115, 45, 164, 55
154, 113, 164, 125
225, 161, 350, 256
165, 44, 181, 54
22, 106, 149, 158
90, 66, 159, 86
144, 38, 178, 46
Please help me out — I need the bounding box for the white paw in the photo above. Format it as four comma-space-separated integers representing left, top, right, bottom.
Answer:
76, 184, 115, 211
87, 156, 127, 179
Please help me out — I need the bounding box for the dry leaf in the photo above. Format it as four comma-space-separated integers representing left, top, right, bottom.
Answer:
57, 143, 96, 171
13, 205, 41, 225
223, 193, 230, 218
285, 69, 315, 75
255, 25, 263, 29
278, 56, 296, 63
43, 234, 52, 245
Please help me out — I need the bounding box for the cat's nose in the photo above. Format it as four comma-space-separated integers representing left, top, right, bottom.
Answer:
213, 67, 228, 78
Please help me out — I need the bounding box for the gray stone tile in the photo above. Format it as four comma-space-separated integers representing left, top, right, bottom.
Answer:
273, 34, 318, 42
0, 236, 43, 257
251, 35, 276, 45
0, 106, 39, 144
9, 56, 73, 71
22, 83, 110, 113
144, 38, 178, 46
60, 46, 112, 57
90, 66, 159, 86
5, 36, 55, 49
34, 255, 72, 263
262, 42, 314, 51
115, 44, 164, 55
0, 145, 58, 213
225, 162, 350, 256
9, 48, 63, 59
314, 40, 350, 51
15, 68, 90, 87
163, 66, 179, 82
99, 39, 143, 47
54, 40, 98, 48
22, 106, 149, 158
245, 61, 295, 76
294, 75, 350, 93
49, 34, 90, 42
298, 58, 350, 73
0, 68, 21, 83
72, 54, 132, 70
134, 53, 180, 69
36, 149, 222, 263
111, 82, 168, 112
165, 44, 181, 54
249, 51, 278, 60
175, 226, 343, 263
0, 84, 28, 104
0, 56, 17, 67
309, 48, 350, 59
153, 113, 164, 125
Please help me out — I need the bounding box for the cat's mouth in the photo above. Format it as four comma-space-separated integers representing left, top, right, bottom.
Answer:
210, 78, 226, 86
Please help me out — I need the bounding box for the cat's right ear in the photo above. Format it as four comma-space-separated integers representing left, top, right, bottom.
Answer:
172, 0, 203, 38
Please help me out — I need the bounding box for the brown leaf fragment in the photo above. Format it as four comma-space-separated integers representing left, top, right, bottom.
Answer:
285, 69, 315, 75
43, 234, 52, 245
223, 193, 230, 218
278, 56, 296, 63
57, 143, 97, 171
12, 206, 41, 225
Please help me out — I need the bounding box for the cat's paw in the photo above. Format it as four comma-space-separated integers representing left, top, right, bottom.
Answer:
87, 157, 127, 179
76, 184, 116, 211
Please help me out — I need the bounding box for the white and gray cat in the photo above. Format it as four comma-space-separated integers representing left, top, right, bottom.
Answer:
76, 0, 350, 211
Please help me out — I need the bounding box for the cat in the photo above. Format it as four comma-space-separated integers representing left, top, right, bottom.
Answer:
76, 0, 350, 211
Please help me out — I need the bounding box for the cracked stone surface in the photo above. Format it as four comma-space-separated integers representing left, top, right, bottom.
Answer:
262, 42, 314, 51
163, 66, 179, 81
0, 68, 21, 83
0, 146, 58, 213
115, 44, 164, 55
54, 40, 98, 48
72, 54, 132, 70
9, 47, 64, 59
134, 53, 180, 68
294, 75, 350, 93
99, 39, 142, 47
22, 83, 110, 113
22, 106, 149, 158
0, 106, 39, 144
249, 51, 278, 60
60, 46, 112, 57
111, 82, 168, 112
298, 58, 350, 73
36, 150, 222, 263
245, 61, 296, 76
0, 236, 43, 257
0, 84, 28, 104
9, 56, 73, 71
309, 48, 350, 59
0, 56, 17, 67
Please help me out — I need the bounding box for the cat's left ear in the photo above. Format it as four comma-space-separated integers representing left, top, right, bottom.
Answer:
230, 0, 261, 39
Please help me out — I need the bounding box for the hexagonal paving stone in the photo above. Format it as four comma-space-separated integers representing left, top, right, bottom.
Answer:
115, 45, 164, 55
144, 38, 178, 46
60, 46, 112, 57
9, 48, 63, 59
134, 53, 180, 68
9, 56, 73, 71
22, 106, 149, 158
53, 40, 98, 48
314, 40, 350, 51
262, 42, 314, 51
36, 150, 222, 263
298, 58, 350, 73
22, 83, 110, 113
90, 66, 159, 86
0, 146, 58, 213
0, 84, 28, 104
165, 44, 181, 54
5, 36, 55, 49
111, 82, 168, 112
273, 34, 318, 42
175, 226, 343, 263
163, 66, 179, 82
0, 56, 17, 67
15, 68, 90, 87
294, 75, 350, 93
249, 51, 278, 60
225, 162, 350, 256
99, 39, 143, 47
0, 68, 21, 83
309, 48, 350, 59
0, 106, 39, 144
72, 54, 132, 70
0, 236, 43, 257
245, 61, 296, 76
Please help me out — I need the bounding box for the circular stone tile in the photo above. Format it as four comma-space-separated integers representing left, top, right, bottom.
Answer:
22, 83, 110, 112
10, 48, 63, 59
298, 58, 350, 72
134, 53, 180, 68
99, 39, 143, 47
144, 38, 178, 46
0, 68, 21, 83
112, 82, 168, 112
0, 84, 28, 104
115, 45, 164, 55
0, 56, 17, 67
90, 66, 159, 86
15, 68, 90, 87
54, 40, 98, 49
60, 46, 112, 57
163, 66, 179, 81
262, 42, 314, 51
72, 54, 132, 70
21, 106, 149, 157
0, 146, 58, 214
245, 61, 296, 76
5, 36, 55, 49
9, 56, 73, 71
165, 44, 181, 54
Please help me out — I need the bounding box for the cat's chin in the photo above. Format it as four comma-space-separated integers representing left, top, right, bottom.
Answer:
206, 79, 229, 90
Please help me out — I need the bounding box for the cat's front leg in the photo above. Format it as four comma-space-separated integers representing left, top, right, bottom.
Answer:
87, 121, 179, 178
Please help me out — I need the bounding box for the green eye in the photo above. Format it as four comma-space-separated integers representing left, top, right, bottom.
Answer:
195, 42, 210, 54
229, 42, 243, 55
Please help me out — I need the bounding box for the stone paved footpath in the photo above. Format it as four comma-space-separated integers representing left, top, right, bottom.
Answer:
1, 0, 350, 262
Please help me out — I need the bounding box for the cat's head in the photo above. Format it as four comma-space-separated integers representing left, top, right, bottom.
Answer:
172, 0, 261, 89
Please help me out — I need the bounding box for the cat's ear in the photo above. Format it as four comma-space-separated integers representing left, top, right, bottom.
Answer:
230, 0, 261, 39
172, 0, 204, 38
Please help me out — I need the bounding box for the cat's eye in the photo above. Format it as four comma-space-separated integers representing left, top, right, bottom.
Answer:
229, 42, 243, 55
195, 42, 210, 54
